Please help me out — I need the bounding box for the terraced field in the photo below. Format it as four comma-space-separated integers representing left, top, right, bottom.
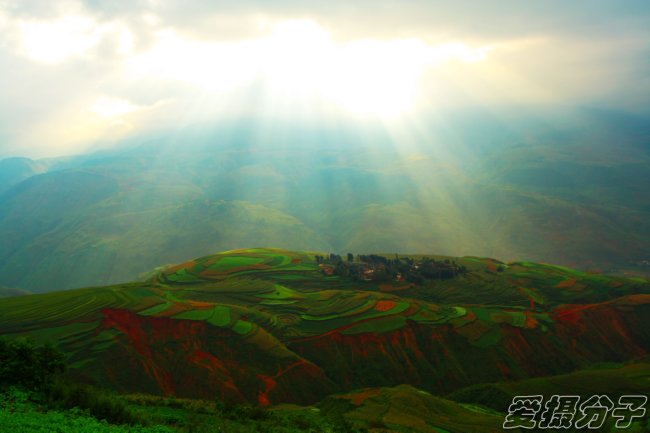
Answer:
0, 248, 649, 415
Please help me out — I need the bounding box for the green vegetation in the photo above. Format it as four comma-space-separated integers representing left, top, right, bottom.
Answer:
0, 338, 65, 392
0, 391, 170, 433
208, 256, 264, 272
2, 338, 648, 432
0, 339, 367, 433
448, 361, 650, 412
1, 248, 649, 432
320, 385, 506, 433
0, 338, 159, 431
447, 362, 650, 432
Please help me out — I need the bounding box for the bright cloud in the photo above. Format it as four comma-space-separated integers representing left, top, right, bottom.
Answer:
0, 0, 648, 157
14, 14, 134, 63
126, 20, 491, 117
89, 96, 139, 118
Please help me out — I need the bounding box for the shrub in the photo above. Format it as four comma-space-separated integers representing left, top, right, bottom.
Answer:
46, 379, 150, 426
215, 400, 272, 421
0, 337, 65, 392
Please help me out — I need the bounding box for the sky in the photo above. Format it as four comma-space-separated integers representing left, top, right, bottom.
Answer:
0, 0, 649, 158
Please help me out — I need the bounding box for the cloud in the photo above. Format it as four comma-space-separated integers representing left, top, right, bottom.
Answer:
0, 0, 649, 158
73, 0, 650, 41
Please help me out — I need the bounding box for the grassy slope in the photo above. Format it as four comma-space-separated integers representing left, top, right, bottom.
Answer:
0, 173, 331, 291
0, 249, 648, 406
0, 390, 340, 433
448, 361, 650, 412
320, 363, 650, 433
1, 248, 650, 431
319, 384, 506, 433
447, 362, 650, 433
3, 368, 649, 433
0, 410, 169, 433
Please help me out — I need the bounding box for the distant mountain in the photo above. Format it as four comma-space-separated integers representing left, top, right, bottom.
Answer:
0, 157, 47, 194
0, 285, 30, 297
1, 107, 649, 291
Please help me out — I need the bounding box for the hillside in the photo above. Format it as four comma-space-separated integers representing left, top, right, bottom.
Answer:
0, 285, 30, 297
1, 108, 650, 292
318, 364, 650, 433
448, 361, 650, 412
0, 157, 47, 194
319, 385, 506, 433
1, 248, 648, 411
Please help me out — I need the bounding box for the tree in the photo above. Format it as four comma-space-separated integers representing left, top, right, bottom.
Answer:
0, 338, 65, 391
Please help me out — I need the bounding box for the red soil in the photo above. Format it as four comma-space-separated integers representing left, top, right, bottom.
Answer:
556, 278, 577, 288
98, 308, 334, 404
375, 300, 397, 312
344, 388, 382, 406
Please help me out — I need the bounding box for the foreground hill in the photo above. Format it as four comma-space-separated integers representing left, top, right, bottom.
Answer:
1, 248, 648, 412
319, 385, 505, 433
317, 364, 650, 433
449, 361, 650, 412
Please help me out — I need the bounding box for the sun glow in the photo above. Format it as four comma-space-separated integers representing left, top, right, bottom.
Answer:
2, 13, 495, 154
11, 13, 492, 118
89, 96, 138, 118
127, 20, 491, 118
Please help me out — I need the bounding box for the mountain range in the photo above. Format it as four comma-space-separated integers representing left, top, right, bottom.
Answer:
1, 107, 649, 293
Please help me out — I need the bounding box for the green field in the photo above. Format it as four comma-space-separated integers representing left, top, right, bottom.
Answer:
1, 248, 649, 432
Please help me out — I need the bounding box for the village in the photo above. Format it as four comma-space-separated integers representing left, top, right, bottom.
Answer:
315, 253, 468, 284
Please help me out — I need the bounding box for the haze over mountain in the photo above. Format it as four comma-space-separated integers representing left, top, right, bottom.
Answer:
3, 2, 650, 432
1, 106, 649, 292
0, 0, 649, 293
